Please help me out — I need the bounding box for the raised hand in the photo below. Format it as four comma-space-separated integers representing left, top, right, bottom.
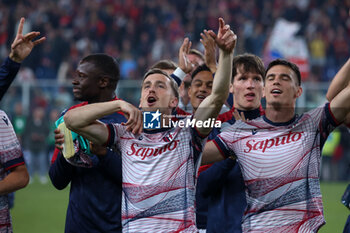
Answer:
119, 100, 143, 134
208, 18, 237, 54
200, 30, 217, 73
178, 37, 193, 74
9, 17, 46, 63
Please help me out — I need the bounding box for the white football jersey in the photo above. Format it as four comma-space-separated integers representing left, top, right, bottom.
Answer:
107, 118, 206, 232
214, 104, 337, 232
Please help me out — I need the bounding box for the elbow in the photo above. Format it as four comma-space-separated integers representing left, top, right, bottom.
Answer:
63, 112, 73, 130
49, 166, 69, 190
64, 112, 79, 131
212, 90, 229, 106
326, 92, 332, 102
49, 177, 67, 190
19, 170, 30, 189
212, 97, 226, 110
51, 182, 67, 190
48, 169, 68, 190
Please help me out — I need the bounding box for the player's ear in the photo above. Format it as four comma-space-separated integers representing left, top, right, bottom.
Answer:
295, 86, 302, 98
99, 76, 109, 88
262, 86, 266, 98
170, 96, 178, 109
229, 83, 234, 94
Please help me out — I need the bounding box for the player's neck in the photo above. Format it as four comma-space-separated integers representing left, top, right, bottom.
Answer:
265, 104, 295, 123
99, 93, 116, 102
88, 93, 116, 104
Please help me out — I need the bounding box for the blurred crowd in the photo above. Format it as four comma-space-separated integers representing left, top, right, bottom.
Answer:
1, 0, 350, 181
0, 0, 349, 83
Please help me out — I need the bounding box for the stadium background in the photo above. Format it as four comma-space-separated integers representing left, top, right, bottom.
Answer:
0, 0, 349, 232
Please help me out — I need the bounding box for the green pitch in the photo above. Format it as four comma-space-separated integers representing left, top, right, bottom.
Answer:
320, 182, 349, 233
10, 179, 349, 233
11, 177, 69, 233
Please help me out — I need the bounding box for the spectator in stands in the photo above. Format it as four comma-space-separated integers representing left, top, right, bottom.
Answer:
1, 1, 348, 83
24, 106, 49, 184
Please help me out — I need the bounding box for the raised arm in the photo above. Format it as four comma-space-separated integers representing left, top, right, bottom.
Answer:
201, 30, 217, 73
194, 18, 236, 136
326, 58, 350, 101
330, 81, 350, 123
326, 11, 350, 101
64, 100, 142, 145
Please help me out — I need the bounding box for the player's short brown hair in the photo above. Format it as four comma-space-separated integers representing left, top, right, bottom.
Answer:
142, 68, 179, 99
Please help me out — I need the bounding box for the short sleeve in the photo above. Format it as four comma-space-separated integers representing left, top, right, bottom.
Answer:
106, 123, 125, 147
0, 110, 24, 170
319, 103, 339, 147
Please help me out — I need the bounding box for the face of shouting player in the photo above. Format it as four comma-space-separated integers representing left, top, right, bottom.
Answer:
140, 73, 178, 115
231, 65, 263, 111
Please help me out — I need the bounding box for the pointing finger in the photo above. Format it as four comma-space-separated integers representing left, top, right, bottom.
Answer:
17, 17, 25, 37
219, 18, 225, 29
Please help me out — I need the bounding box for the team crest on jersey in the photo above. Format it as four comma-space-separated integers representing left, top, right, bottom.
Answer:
2, 116, 8, 126
143, 110, 161, 129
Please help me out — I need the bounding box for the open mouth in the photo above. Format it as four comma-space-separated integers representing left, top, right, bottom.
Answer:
271, 89, 282, 94
245, 93, 256, 100
245, 93, 255, 97
196, 94, 206, 100
147, 96, 157, 104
